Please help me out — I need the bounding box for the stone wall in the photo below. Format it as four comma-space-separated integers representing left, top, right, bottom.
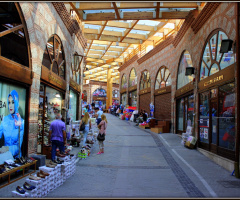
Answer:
20, 2, 85, 155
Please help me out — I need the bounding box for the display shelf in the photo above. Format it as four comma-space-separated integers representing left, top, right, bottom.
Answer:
0, 160, 37, 189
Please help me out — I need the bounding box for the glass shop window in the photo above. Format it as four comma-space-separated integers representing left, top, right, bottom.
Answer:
218, 82, 235, 151
199, 91, 209, 143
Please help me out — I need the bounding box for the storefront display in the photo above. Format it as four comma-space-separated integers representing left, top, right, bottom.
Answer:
112, 90, 119, 105
129, 90, 137, 107
69, 89, 78, 122
92, 88, 106, 109
176, 51, 194, 134
198, 29, 236, 160
121, 93, 127, 106
0, 81, 27, 158
38, 84, 64, 153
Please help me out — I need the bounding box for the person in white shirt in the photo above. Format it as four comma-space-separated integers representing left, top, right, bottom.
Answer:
95, 107, 103, 125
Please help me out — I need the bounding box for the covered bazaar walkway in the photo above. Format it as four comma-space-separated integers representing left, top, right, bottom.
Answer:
1, 113, 240, 198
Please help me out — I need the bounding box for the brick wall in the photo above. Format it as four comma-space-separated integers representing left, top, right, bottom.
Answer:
154, 93, 171, 121
139, 93, 151, 115
119, 3, 237, 134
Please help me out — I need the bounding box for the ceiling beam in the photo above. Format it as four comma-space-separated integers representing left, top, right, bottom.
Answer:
156, 2, 160, 19
112, 2, 121, 20
120, 20, 138, 42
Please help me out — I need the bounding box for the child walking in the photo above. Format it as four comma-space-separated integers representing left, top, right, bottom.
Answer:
97, 114, 107, 154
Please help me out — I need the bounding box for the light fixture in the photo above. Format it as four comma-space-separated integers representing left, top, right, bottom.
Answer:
220, 39, 233, 53
55, 93, 60, 98
185, 67, 195, 76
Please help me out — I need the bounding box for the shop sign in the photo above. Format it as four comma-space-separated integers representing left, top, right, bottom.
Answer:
93, 97, 106, 101
41, 66, 66, 90
128, 85, 137, 92
120, 88, 127, 94
198, 64, 235, 92
70, 78, 80, 92
203, 75, 224, 87
175, 82, 194, 97
140, 87, 151, 95
154, 86, 171, 96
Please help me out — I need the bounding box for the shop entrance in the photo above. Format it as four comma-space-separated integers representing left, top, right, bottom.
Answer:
176, 94, 194, 134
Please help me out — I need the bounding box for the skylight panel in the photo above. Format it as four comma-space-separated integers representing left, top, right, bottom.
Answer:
84, 9, 115, 14
84, 24, 101, 29
121, 8, 155, 12
163, 23, 175, 29
118, 20, 133, 23
130, 30, 150, 35
104, 26, 126, 32
154, 32, 163, 37
137, 20, 160, 26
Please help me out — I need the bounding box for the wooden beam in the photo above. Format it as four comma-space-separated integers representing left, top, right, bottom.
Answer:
97, 21, 108, 40
74, 2, 112, 10
160, 2, 198, 8
127, 33, 146, 40
161, 11, 190, 19
0, 24, 23, 38
120, 20, 138, 42
102, 30, 123, 37
100, 42, 113, 59
86, 13, 116, 21
112, 2, 120, 20
69, 2, 83, 20
156, 2, 160, 19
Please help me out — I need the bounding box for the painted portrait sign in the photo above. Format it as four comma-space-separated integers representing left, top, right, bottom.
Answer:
0, 82, 26, 158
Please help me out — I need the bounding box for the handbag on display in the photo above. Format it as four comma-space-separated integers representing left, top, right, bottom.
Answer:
79, 121, 85, 131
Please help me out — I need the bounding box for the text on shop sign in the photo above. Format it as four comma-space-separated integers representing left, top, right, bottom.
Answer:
204, 75, 224, 87
0, 101, 7, 122
180, 86, 190, 94
48, 74, 63, 86
158, 89, 167, 94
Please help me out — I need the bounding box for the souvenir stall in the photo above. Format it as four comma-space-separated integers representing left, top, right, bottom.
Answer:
38, 35, 66, 158
92, 88, 107, 110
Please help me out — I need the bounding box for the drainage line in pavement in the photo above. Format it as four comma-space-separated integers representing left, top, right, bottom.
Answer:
133, 124, 205, 198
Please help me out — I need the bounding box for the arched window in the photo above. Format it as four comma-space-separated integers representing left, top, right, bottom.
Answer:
0, 3, 30, 67
155, 66, 172, 90
129, 68, 137, 87
121, 74, 127, 89
112, 89, 119, 98
200, 30, 234, 80
70, 52, 82, 84
177, 50, 193, 89
42, 35, 65, 79
140, 70, 151, 90
93, 88, 106, 97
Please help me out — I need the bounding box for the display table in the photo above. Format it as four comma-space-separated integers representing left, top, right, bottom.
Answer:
0, 160, 37, 189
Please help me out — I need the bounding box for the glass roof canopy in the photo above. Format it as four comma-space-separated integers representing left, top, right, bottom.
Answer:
67, 2, 205, 84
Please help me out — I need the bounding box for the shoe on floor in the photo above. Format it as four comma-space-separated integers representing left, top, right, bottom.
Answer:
16, 186, 25, 194
97, 152, 102, 155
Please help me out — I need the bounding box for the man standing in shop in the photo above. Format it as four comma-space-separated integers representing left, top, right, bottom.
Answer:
49, 113, 66, 162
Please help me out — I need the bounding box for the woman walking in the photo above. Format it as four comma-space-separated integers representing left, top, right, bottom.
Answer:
79, 112, 91, 148
97, 114, 107, 154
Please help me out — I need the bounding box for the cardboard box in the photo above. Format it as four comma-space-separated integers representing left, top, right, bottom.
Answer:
184, 141, 195, 149
151, 127, 163, 134
139, 124, 149, 129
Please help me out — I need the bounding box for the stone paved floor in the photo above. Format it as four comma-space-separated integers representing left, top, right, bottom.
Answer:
1, 113, 240, 198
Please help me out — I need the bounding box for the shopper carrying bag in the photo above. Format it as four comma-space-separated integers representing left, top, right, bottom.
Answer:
79, 112, 91, 148
97, 114, 107, 155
